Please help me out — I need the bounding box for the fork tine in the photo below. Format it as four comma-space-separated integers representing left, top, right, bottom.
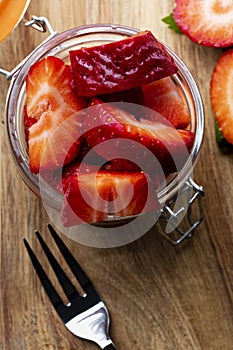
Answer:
47, 224, 92, 293
35, 230, 79, 301
23, 232, 114, 347
23, 238, 65, 315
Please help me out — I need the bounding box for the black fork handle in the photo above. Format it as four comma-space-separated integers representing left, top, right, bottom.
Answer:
103, 344, 116, 349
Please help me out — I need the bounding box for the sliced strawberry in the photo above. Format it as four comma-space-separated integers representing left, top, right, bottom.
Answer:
62, 162, 100, 193
61, 169, 160, 227
26, 56, 88, 173
173, 0, 233, 48
83, 98, 194, 174
210, 49, 233, 144
142, 77, 190, 129
69, 30, 178, 97
24, 106, 37, 144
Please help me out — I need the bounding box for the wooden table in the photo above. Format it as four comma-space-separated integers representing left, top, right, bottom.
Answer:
1, 1, 233, 349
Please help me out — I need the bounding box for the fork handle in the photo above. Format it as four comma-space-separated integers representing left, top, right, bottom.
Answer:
103, 344, 116, 349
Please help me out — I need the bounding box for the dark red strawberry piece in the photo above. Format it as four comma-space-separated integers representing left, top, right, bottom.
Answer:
26, 56, 88, 173
69, 30, 178, 97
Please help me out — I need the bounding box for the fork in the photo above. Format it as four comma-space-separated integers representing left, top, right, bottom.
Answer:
23, 224, 116, 349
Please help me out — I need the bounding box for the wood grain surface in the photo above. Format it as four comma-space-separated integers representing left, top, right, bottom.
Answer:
0, 1, 233, 349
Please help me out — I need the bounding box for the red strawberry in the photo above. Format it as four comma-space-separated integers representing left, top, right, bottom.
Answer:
142, 76, 190, 129
83, 98, 194, 174
61, 169, 160, 227
62, 162, 100, 193
69, 30, 178, 97
26, 56, 87, 173
210, 49, 233, 144
173, 0, 233, 48
24, 106, 37, 144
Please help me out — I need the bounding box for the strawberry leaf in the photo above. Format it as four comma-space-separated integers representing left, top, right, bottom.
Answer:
162, 13, 182, 34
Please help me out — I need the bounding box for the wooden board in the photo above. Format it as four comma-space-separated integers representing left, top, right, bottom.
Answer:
1, 1, 232, 349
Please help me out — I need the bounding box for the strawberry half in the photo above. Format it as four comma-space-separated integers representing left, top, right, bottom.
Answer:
210, 49, 233, 144
173, 0, 233, 48
69, 30, 178, 97
83, 98, 194, 174
142, 76, 191, 129
61, 169, 159, 227
26, 56, 87, 173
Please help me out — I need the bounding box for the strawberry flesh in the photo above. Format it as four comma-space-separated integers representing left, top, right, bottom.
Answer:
26, 56, 88, 173
210, 49, 233, 144
69, 30, 178, 97
173, 0, 233, 48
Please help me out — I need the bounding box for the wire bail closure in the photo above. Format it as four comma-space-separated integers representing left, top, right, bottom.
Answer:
158, 177, 204, 245
0, 16, 57, 80
24, 15, 56, 35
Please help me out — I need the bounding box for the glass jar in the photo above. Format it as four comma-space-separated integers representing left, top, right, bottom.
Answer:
2, 18, 204, 247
